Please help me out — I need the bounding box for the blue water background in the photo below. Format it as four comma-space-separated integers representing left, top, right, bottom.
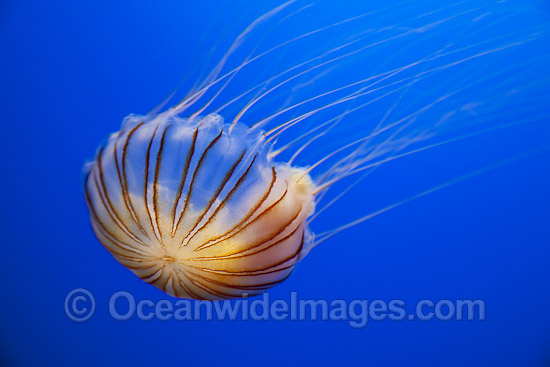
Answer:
1, 0, 549, 365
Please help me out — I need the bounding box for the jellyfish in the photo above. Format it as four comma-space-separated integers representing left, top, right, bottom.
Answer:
83, 0, 549, 299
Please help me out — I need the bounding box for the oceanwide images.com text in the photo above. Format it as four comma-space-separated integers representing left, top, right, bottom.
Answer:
65, 289, 486, 328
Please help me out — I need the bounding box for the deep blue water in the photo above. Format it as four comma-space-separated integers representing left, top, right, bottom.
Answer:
1, 0, 549, 366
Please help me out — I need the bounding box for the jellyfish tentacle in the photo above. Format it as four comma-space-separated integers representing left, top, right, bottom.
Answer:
186, 0, 462, 119
189, 3, 315, 119
173, 0, 409, 117
270, 99, 367, 159
289, 84, 425, 183
312, 145, 550, 251
260, 27, 539, 140
265, 77, 418, 148
305, 43, 546, 214
254, 54, 432, 135
269, 32, 539, 191
215, 38, 362, 117
234, 8, 464, 128
308, 170, 373, 225
313, 108, 545, 198
230, 39, 364, 126
171, 0, 298, 116
311, 38, 545, 193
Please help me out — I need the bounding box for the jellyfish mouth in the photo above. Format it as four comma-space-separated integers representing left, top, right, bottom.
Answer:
160, 254, 177, 263
156, 246, 188, 266
154, 251, 190, 279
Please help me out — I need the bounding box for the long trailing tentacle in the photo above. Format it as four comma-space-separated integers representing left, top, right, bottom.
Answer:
169, 0, 298, 116
309, 144, 550, 253
167, 0, 438, 118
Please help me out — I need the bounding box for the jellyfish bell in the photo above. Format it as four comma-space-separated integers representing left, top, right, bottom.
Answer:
83, 1, 548, 300
84, 110, 317, 299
